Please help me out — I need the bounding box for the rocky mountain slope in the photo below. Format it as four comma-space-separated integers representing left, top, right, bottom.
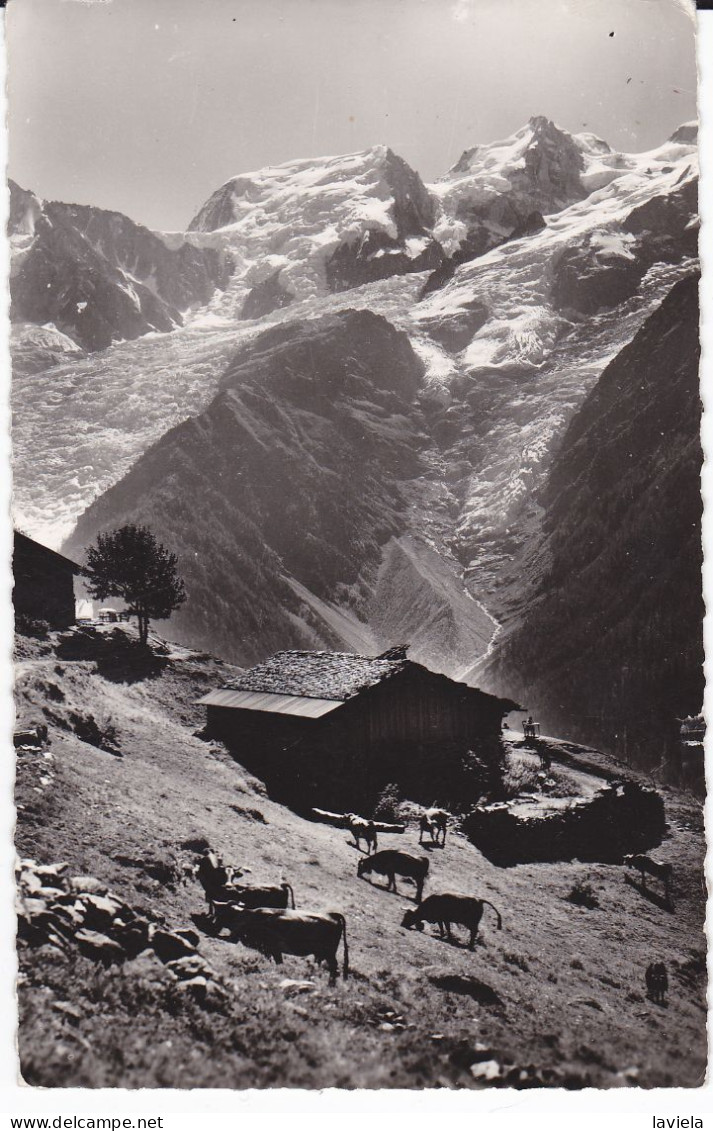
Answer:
477, 273, 703, 771
12, 118, 700, 716
9, 180, 229, 359
65, 309, 492, 671
14, 626, 708, 1088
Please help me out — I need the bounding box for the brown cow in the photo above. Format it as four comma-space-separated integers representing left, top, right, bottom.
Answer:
214, 905, 349, 983
214, 881, 295, 912
624, 854, 673, 902
357, 849, 429, 902
402, 892, 502, 948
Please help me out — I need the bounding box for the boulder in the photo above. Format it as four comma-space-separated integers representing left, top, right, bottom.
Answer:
81, 894, 124, 932
172, 928, 200, 949
114, 919, 150, 958
123, 948, 175, 982
174, 976, 208, 996
150, 928, 199, 964
35, 863, 70, 880
74, 928, 126, 965
166, 955, 214, 981
68, 876, 109, 896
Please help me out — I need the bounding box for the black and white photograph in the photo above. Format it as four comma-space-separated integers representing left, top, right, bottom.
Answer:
5, 0, 708, 1095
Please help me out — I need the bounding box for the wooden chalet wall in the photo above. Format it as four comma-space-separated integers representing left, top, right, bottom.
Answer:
13, 532, 78, 630
206, 663, 509, 811
334, 665, 505, 750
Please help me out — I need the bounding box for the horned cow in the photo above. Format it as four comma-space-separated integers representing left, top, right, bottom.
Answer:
213, 905, 349, 983
402, 892, 503, 948
195, 849, 248, 914
357, 849, 429, 902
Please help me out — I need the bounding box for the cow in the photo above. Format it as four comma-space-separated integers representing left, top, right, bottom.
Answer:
645, 961, 668, 1004
213, 905, 349, 983
402, 892, 503, 948
216, 881, 295, 911
419, 808, 448, 847
195, 849, 248, 914
345, 814, 378, 855
357, 850, 429, 902
623, 855, 673, 902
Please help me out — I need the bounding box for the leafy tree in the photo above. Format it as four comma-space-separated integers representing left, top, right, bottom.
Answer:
84, 524, 186, 646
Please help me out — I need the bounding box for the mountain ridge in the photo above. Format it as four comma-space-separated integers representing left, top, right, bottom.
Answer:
12, 116, 701, 767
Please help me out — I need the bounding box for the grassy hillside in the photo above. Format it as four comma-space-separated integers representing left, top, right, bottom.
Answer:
15, 627, 707, 1089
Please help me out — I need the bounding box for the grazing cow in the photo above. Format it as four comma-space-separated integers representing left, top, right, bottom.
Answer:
419, 808, 448, 847
645, 961, 668, 1004
402, 892, 503, 948
345, 814, 378, 855
624, 855, 673, 902
216, 881, 295, 911
357, 850, 429, 902
214, 905, 349, 982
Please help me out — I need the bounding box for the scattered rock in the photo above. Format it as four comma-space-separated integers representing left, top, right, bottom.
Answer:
278, 979, 317, 996
123, 949, 175, 982
68, 876, 108, 896
173, 928, 200, 949
174, 976, 208, 995
470, 1059, 502, 1082
166, 956, 214, 981
150, 928, 199, 964
75, 929, 125, 965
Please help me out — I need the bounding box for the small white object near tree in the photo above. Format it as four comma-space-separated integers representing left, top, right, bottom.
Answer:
83, 524, 186, 646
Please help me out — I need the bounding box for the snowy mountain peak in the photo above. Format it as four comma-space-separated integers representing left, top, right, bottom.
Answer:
185, 146, 440, 314
188, 145, 429, 234
431, 117, 592, 256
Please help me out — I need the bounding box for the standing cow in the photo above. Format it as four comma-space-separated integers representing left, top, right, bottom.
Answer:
345, 814, 378, 855
645, 961, 669, 1004
402, 892, 502, 948
419, 808, 448, 847
357, 850, 429, 902
624, 855, 674, 903
215, 881, 295, 912
213, 905, 349, 983
196, 849, 248, 914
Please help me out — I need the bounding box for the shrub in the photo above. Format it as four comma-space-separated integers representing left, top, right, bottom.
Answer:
69, 711, 120, 754
543, 770, 578, 798
566, 880, 599, 910
15, 615, 50, 639
373, 783, 401, 822
500, 758, 541, 800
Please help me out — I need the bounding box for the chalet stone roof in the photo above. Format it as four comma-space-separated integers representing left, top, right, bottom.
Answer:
224, 650, 410, 701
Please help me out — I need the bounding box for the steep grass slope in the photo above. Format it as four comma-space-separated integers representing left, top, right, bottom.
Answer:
15, 629, 707, 1089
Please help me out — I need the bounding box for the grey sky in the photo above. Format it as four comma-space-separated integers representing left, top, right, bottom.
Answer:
7, 0, 697, 232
